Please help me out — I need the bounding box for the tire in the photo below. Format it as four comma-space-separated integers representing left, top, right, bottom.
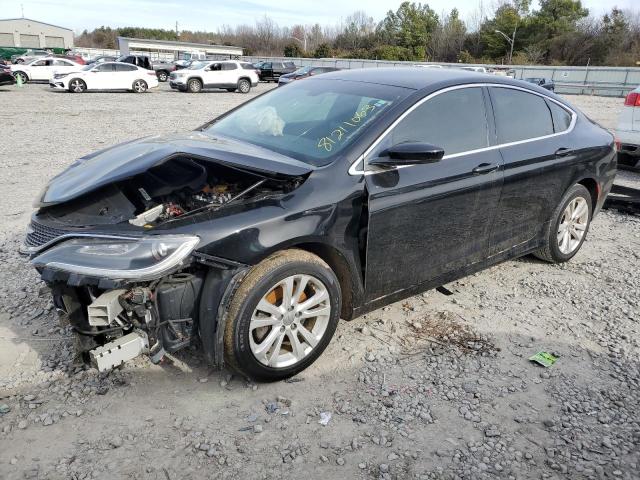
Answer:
68, 78, 86, 93
132, 79, 148, 93
224, 249, 341, 382
14, 71, 28, 84
534, 184, 592, 263
237, 78, 251, 94
157, 70, 169, 82
187, 78, 202, 93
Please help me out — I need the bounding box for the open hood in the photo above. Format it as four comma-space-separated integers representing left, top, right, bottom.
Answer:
38, 132, 314, 206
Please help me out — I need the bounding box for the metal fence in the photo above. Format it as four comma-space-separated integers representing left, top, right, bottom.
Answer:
243, 56, 640, 97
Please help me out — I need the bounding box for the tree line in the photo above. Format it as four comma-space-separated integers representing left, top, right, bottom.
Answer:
75, 1, 640, 66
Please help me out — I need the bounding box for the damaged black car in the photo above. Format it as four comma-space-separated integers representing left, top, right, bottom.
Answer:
24, 68, 616, 381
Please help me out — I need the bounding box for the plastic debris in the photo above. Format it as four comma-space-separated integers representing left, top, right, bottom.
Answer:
529, 351, 558, 368
318, 411, 332, 426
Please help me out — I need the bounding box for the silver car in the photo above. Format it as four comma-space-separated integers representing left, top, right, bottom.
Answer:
616, 86, 640, 170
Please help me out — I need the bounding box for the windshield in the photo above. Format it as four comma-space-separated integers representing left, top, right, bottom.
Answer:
293, 66, 312, 75
187, 61, 207, 70
204, 79, 410, 166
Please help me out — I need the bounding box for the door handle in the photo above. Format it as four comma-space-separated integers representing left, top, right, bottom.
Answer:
555, 147, 573, 157
472, 163, 499, 175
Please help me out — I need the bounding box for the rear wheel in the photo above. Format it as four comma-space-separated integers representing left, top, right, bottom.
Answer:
14, 71, 28, 84
237, 78, 251, 93
187, 78, 202, 93
69, 78, 86, 93
224, 250, 341, 382
156, 70, 169, 82
534, 184, 592, 263
132, 79, 148, 93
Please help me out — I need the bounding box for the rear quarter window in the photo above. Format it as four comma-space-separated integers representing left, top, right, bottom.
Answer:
546, 100, 572, 133
491, 87, 554, 143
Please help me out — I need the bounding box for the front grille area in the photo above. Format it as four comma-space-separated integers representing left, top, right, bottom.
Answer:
24, 221, 68, 248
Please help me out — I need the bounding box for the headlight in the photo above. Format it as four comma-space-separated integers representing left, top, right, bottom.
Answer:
31, 235, 199, 280
53, 73, 69, 79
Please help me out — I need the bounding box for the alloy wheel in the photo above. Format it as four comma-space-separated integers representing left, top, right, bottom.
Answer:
239, 80, 250, 93
70, 79, 84, 93
249, 274, 331, 368
557, 196, 588, 254
133, 80, 147, 93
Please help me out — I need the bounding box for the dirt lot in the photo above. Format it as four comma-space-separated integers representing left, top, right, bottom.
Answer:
0, 83, 638, 480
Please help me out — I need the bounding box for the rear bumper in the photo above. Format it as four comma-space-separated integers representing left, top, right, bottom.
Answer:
616, 129, 640, 152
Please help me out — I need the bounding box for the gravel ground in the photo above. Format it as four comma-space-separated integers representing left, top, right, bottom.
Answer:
0, 83, 638, 480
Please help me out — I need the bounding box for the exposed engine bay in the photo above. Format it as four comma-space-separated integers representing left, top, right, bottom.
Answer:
33, 155, 305, 371
36, 156, 299, 230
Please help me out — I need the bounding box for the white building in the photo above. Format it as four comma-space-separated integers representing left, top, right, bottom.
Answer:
0, 18, 74, 49
118, 37, 243, 61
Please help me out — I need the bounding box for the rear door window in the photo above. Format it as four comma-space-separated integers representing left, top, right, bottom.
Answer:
389, 87, 490, 156
490, 87, 554, 143
222, 63, 237, 70
114, 63, 137, 72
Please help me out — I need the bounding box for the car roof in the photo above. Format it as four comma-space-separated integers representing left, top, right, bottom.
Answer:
318, 67, 518, 90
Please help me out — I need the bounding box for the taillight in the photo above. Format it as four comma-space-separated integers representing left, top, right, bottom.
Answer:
624, 92, 640, 107
614, 137, 621, 151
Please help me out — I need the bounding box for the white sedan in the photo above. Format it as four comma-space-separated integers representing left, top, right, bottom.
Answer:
49, 62, 159, 93
11, 57, 83, 83
616, 86, 640, 170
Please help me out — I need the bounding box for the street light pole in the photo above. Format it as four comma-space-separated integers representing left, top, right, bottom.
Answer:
495, 26, 517, 64
289, 31, 307, 52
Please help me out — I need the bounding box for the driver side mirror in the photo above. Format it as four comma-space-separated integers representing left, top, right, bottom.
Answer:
369, 142, 445, 168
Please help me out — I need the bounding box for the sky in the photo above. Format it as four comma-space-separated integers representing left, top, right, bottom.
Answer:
5, 0, 638, 34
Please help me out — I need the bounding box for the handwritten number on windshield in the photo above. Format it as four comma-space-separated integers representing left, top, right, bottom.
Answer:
317, 104, 377, 152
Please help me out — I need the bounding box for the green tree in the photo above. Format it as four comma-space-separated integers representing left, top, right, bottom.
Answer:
313, 43, 332, 58
377, 2, 439, 60
284, 42, 303, 57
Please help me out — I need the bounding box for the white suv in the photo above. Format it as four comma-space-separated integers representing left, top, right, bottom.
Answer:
169, 60, 259, 93
616, 86, 640, 170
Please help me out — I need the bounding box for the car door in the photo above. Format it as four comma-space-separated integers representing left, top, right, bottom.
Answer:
86, 63, 115, 89
114, 63, 138, 89
486, 86, 577, 256
261, 62, 273, 80
364, 86, 504, 300
222, 62, 239, 86
203, 62, 222, 87
29, 59, 54, 80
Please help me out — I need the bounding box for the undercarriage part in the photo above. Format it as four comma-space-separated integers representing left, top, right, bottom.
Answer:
603, 184, 640, 215
90, 331, 149, 372
87, 289, 127, 326
156, 273, 204, 352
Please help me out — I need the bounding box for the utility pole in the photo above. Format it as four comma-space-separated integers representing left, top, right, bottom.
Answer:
175, 21, 179, 39
21, 3, 24, 18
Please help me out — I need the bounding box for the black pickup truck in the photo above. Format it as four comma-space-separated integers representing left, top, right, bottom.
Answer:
116, 55, 176, 82
255, 61, 296, 82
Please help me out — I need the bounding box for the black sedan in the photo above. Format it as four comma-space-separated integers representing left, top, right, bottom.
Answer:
278, 66, 340, 86
25, 68, 616, 381
0, 63, 16, 86
524, 77, 555, 91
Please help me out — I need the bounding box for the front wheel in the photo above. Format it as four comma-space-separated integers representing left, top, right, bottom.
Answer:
237, 78, 251, 93
14, 71, 28, 84
69, 78, 86, 93
187, 78, 202, 93
132, 79, 148, 93
156, 71, 168, 82
534, 184, 592, 263
224, 250, 341, 382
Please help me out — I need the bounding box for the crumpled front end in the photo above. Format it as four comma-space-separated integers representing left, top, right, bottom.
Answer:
23, 135, 307, 371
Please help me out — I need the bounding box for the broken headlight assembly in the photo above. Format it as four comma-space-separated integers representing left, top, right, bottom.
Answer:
31, 235, 199, 280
